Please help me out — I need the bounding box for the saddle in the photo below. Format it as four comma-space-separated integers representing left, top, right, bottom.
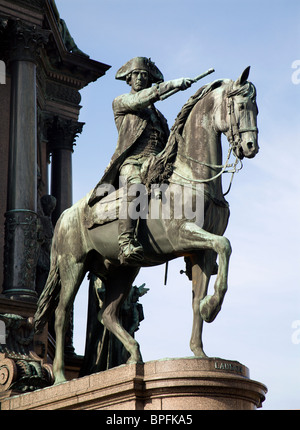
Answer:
84, 187, 125, 229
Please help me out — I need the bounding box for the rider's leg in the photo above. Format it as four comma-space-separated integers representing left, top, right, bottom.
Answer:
118, 163, 144, 265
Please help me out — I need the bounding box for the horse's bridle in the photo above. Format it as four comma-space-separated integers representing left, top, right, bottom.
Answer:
173, 88, 258, 196
225, 94, 258, 155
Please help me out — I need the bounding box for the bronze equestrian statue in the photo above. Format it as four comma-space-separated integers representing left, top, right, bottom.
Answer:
34, 60, 259, 385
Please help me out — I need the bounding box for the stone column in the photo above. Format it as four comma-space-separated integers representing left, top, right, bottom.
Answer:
3, 21, 49, 302
45, 116, 83, 354
46, 116, 84, 225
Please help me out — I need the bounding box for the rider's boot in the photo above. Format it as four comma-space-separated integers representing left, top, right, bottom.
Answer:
118, 216, 144, 265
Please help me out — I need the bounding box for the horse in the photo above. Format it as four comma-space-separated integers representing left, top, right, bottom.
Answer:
34, 67, 259, 385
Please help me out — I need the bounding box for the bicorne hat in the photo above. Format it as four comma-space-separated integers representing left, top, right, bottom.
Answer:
115, 57, 164, 83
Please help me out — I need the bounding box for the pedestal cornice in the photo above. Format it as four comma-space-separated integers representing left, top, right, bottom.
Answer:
0, 358, 268, 410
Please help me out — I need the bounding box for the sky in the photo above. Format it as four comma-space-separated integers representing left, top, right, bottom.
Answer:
54, 0, 300, 410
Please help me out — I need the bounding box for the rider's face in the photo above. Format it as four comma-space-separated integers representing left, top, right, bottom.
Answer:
129, 69, 149, 92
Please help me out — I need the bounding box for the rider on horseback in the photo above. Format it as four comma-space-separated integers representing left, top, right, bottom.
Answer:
88, 57, 193, 265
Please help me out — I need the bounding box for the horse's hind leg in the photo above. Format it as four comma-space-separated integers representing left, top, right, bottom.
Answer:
101, 266, 142, 364
53, 260, 86, 384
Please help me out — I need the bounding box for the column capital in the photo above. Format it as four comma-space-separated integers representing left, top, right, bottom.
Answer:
45, 115, 84, 154
7, 19, 50, 63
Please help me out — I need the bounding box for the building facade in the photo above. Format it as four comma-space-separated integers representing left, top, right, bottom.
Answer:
0, 0, 110, 397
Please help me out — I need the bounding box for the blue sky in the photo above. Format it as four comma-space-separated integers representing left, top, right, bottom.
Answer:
55, 0, 300, 410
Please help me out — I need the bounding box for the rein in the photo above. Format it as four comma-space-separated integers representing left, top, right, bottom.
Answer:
172, 88, 257, 196
174, 147, 242, 197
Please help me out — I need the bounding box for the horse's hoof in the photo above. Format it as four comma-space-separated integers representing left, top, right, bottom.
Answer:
54, 375, 67, 385
126, 356, 143, 365
191, 348, 207, 358
54, 379, 67, 385
200, 295, 221, 323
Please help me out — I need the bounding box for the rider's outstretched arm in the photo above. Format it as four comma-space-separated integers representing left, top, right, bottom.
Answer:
157, 78, 193, 100
113, 78, 193, 113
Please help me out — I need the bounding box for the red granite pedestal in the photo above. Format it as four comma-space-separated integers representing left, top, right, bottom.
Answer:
0, 357, 267, 410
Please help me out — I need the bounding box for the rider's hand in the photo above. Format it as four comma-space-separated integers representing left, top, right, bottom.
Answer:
172, 78, 193, 90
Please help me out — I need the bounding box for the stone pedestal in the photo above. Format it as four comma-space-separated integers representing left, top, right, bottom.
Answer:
0, 357, 267, 410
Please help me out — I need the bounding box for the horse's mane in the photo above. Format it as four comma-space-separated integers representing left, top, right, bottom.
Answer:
141, 79, 224, 189
228, 80, 257, 102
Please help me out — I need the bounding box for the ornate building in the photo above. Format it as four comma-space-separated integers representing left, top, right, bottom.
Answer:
0, 0, 110, 397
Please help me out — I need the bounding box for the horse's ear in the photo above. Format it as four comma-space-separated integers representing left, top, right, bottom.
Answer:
235, 66, 251, 86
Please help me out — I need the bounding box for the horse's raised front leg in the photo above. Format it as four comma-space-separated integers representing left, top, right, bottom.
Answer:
177, 222, 231, 323
189, 251, 216, 357
101, 266, 143, 364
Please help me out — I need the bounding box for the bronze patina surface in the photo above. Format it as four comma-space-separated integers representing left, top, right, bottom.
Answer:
34, 64, 259, 385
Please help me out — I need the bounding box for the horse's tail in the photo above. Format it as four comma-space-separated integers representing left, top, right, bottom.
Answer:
34, 237, 61, 334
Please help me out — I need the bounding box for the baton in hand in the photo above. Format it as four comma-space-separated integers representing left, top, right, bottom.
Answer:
160, 68, 215, 100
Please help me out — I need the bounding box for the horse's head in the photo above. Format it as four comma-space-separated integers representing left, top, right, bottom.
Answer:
216, 67, 259, 159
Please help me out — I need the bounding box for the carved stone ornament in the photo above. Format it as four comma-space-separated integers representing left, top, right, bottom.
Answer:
0, 353, 17, 392
3, 210, 38, 296
46, 115, 84, 154
0, 314, 53, 394
7, 19, 51, 63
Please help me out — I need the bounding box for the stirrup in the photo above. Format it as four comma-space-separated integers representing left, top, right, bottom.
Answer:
118, 241, 144, 266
